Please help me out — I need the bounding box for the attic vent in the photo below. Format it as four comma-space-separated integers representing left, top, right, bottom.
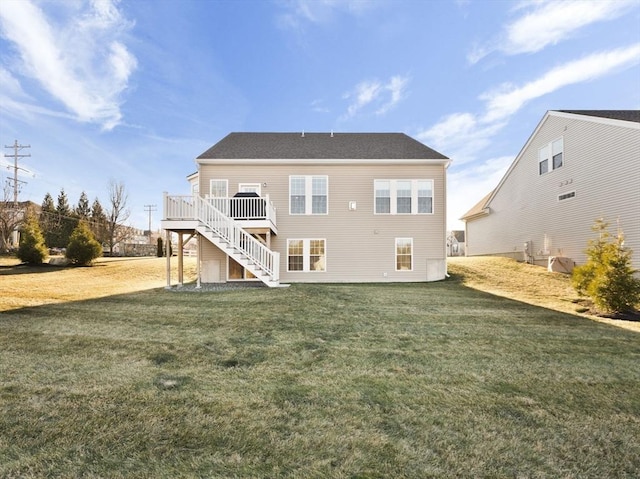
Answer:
558, 191, 576, 201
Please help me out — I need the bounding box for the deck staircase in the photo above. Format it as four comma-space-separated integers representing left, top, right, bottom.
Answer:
190, 196, 282, 287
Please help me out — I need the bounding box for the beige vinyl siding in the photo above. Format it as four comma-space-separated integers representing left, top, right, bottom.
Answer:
200, 241, 227, 282
199, 161, 447, 282
466, 114, 640, 271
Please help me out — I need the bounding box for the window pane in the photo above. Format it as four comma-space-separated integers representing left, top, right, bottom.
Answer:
291, 196, 305, 214
312, 195, 326, 214
418, 197, 433, 214
539, 159, 548, 175
311, 177, 327, 214
552, 152, 563, 169
552, 138, 563, 155
288, 240, 304, 271
417, 180, 432, 197
396, 238, 412, 271
312, 177, 327, 195
396, 181, 411, 214
375, 180, 391, 214
309, 239, 325, 271
290, 177, 306, 214
211, 180, 227, 197
376, 197, 391, 214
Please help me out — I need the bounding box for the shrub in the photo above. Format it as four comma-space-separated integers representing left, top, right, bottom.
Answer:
157, 237, 164, 257
66, 220, 103, 266
572, 219, 640, 314
17, 213, 49, 264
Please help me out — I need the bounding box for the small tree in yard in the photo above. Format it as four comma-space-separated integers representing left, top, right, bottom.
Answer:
17, 213, 48, 264
572, 219, 640, 314
66, 221, 103, 266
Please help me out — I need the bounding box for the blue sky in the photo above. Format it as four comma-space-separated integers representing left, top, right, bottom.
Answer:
1, 0, 639, 231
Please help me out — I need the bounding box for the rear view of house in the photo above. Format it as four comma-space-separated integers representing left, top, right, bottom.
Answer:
162, 132, 450, 287
462, 110, 640, 271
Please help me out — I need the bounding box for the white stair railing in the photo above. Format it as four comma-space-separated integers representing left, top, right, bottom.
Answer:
195, 196, 279, 282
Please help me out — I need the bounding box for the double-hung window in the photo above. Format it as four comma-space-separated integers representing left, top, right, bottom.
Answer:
210, 179, 228, 198
290, 175, 328, 214
539, 137, 563, 175
374, 180, 433, 214
209, 179, 229, 213
395, 238, 413, 271
287, 239, 326, 272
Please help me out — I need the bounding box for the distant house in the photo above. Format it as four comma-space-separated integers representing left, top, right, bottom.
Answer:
447, 230, 465, 257
161, 132, 450, 287
0, 200, 40, 251
461, 110, 640, 271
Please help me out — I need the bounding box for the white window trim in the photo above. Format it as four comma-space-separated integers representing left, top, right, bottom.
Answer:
395, 237, 413, 272
238, 183, 262, 195
374, 179, 434, 215
287, 238, 327, 272
289, 175, 329, 215
209, 179, 229, 197
538, 137, 564, 175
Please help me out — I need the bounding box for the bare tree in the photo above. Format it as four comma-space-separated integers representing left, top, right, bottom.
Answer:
106, 179, 131, 255
0, 182, 27, 252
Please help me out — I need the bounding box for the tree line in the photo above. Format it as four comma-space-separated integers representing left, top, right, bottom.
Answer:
1, 180, 131, 256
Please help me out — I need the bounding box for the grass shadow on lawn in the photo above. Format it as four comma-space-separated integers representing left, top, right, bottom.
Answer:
1, 281, 639, 478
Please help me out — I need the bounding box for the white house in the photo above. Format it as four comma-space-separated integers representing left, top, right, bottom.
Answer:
161, 132, 451, 287
461, 110, 640, 271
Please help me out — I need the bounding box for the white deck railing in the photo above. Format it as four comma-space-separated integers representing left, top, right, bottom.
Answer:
163, 194, 279, 282
164, 194, 276, 225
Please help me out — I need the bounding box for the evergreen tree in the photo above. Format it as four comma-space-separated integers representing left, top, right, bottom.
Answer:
40, 192, 57, 247
75, 191, 91, 220
17, 212, 48, 264
90, 198, 108, 247
66, 220, 103, 266
572, 219, 640, 314
55, 188, 77, 248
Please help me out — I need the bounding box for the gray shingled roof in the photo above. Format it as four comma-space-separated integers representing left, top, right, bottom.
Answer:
556, 110, 640, 123
197, 132, 449, 160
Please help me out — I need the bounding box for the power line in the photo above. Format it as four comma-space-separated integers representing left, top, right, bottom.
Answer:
144, 204, 157, 242
4, 140, 31, 205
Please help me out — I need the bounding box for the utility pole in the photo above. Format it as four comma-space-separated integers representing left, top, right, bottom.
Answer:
144, 204, 157, 243
4, 140, 31, 206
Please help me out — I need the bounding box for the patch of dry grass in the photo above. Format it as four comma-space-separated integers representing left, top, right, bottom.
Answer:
448, 256, 640, 333
0, 256, 197, 311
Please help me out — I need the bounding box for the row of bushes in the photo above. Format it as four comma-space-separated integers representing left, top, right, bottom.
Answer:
18, 214, 102, 266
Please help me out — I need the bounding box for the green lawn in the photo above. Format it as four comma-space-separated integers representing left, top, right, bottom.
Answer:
1, 263, 639, 478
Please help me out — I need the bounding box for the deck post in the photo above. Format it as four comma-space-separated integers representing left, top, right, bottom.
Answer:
178, 232, 184, 286
165, 229, 171, 289
196, 233, 202, 289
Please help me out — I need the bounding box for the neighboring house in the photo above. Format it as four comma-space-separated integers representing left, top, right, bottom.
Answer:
0, 201, 40, 251
461, 110, 640, 272
447, 230, 465, 257
161, 132, 450, 287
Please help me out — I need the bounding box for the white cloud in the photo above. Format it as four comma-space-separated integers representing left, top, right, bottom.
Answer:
277, 0, 376, 29
0, 67, 29, 99
376, 75, 409, 115
481, 43, 640, 123
0, 0, 136, 130
469, 0, 635, 63
420, 43, 640, 164
342, 75, 409, 120
417, 112, 505, 165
